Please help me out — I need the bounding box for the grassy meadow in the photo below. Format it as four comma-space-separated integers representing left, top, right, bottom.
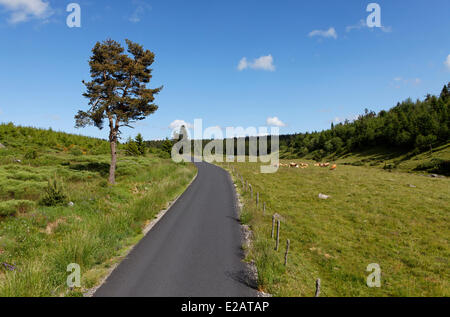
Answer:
220, 153, 449, 297
0, 123, 196, 296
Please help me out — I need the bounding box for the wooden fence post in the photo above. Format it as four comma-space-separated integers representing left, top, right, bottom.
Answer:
284, 239, 290, 266
271, 215, 275, 238
275, 220, 280, 251
315, 279, 321, 297
263, 202, 266, 215
249, 184, 253, 199
256, 192, 259, 208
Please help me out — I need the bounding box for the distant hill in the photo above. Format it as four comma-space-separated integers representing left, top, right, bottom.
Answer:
277, 82, 449, 175
279, 83, 449, 159
146, 83, 449, 175
0, 122, 110, 157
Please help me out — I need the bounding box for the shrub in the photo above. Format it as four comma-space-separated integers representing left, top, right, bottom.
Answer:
148, 147, 171, 159
40, 178, 68, 206
0, 200, 35, 216
157, 150, 170, 159
297, 146, 309, 157
161, 139, 173, 154
24, 149, 38, 160
125, 139, 140, 156
415, 159, 450, 176
69, 147, 83, 156
135, 133, 146, 155
312, 150, 325, 162
415, 134, 437, 151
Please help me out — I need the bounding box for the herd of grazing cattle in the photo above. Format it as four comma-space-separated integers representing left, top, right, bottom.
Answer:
275, 162, 337, 170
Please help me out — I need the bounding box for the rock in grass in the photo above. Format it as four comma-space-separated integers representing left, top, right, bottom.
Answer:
0, 143, 5, 149
318, 193, 330, 200
68, 202, 74, 207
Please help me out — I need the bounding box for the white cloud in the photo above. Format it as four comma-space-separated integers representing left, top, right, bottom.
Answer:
128, 0, 151, 23
444, 54, 450, 70
252, 55, 276, 71
333, 115, 358, 124
237, 55, 275, 71
308, 27, 337, 39
169, 120, 193, 130
346, 20, 366, 32
380, 26, 392, 33
237, 57, 248, 71
346, 19, 392, 33
169, 120, 193, 139
266, 116, 286, 127
0, 0, 52, 23
129, 9, 143, 23
392, 77, 421, 88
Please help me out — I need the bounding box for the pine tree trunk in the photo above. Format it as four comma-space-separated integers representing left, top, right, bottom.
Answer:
108, 116, 119, 185
109, 140, 117, 184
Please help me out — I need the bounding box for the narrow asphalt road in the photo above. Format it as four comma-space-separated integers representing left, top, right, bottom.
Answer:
94, 161, 257, 297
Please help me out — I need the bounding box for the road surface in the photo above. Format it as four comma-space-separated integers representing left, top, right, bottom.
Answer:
94, 161, 257, 297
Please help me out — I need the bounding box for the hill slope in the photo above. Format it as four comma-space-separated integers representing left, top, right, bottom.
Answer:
279, 83, 450, 175
0, 123, 196, 296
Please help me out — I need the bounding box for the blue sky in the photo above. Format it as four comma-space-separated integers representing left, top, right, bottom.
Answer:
0, 0, 449, 141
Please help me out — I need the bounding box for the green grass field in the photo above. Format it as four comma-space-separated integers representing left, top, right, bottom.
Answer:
281, 143, 450, 176
332, 143, 450, 175
220, 154, 449, 297
0, 124, 196, 296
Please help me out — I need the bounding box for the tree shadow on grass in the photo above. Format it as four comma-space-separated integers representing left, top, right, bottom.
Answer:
69, 162, 110, 177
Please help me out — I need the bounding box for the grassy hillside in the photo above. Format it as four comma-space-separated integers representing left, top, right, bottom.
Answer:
0, 123, 196, 296
281, 142, 450, 176
334, 143, 450, 175
280, 83, 450, 164
221, 158, 449, 297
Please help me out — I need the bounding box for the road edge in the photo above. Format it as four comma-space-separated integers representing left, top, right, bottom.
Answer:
83, 167, 199, 297
220, 164, 269, 297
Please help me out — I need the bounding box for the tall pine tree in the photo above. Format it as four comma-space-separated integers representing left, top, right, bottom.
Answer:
75, 39, 162, 184
135, 133, 146, 155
